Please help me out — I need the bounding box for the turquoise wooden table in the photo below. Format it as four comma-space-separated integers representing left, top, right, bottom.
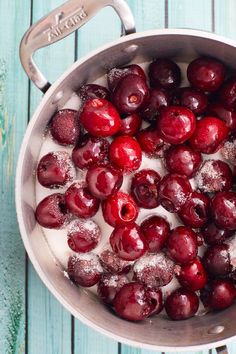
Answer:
1, 0, 236, 353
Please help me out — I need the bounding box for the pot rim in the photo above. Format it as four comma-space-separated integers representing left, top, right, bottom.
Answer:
16, 28, 236, 351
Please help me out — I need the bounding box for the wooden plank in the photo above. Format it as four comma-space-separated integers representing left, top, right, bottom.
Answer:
27, 1, 75, 354
0, 0, 31, 353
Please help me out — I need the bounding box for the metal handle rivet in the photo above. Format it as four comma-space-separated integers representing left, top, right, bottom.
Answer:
208, 325, 225, 334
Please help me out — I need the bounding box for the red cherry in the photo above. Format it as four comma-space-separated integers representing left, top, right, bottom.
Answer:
201, 222, 233, 246
187, 57, 225, 92
109, 135, 142, 172
167, 226, 198, 265
110, 223, 147, 261
97, 274, 128, 305
189, 116, 229, 154
140, 88, 172, 123
174, 87, 208, 115
107, 64, 146, 91
212, 191, 236, 230
148, 58, 181, 90
78, 84, 110, 102
207, 102, 236, 130
203, 244, 231, 276
35, 193, 69, 229
50, 109, 80, 146
165, 288, 199, 320
99, 249, 130, 274
118, 113, 142, 136
140, 215, 170, 252
102, 191, 138, 227
158, 106, 196, 145
201, 279, 235, 310
219, 78, 236, 110
80, 98, 121, 137
136, 125, 170, 158
177, 258, 207, 291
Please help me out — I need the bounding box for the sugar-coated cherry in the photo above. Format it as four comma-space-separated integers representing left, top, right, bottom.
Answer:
102, 191, 139, 227
201, 222, 233, 246
97, 274, 128, 304
133, 253, 174, 287
67, 219, 101, 253
164, 145, 202, 178
178, 191, 210, 228
158, 173, 192, 213
203, 244, 231, 276
165, 288, 199, 320
72, 134, 109, 169
140, 215, 170, 252
67, 253, 103, 287
189, 116, 229, 154
131, 169, 161, 209
118, 113, 142, 136
140, 88, 172, 123
109, 135, 142, 172
148, 58, 181, 90
201, 279, 235, 310
174, 87, 208, 115
80, 98, 121, 137
112, 74, 149, 114
207, 102, 236, 131
99, 249, 130, 274
65, 183, 100, 218
136, 125, 170, 158
78, 84, 110, 102
177, 258, 207, 291
219, 78, 236, 110
37, 151, 75, 188
195, 159, 233, 193
158, 106, 196, 145
50, 109, 80, 146
221, 137, 236, 164
110, 223, 146, 261
35, 193, 69, 229
107, 64, 146, 91
113, 282, 159, 321
86, 165, 123, 199
187, 57, 225, 92
167, 226, 198, 265
212, 192, 236, 230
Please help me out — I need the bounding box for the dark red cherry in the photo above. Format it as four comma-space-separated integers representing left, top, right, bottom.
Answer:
110, 223, 146, 261
177, 258, 207, 291
35, 193, 69, 229
201, 222, 233, 246
189, 116, 229, 154
195, 159, 233, 193
72, 134, 109, 169
131, 169, 161, 209
201, 279, 235, 310
102, 191, 139, 227
112, 74, 149, 114
80, 98, 121, 137
158, 106, 196, 145
148, 58, 181, 90
202, 244, 231, 276
212, 192, 236, 230
107, 64, 146, 91
146, 288, 163, 316
65, 183, 100, 218
178, 191, 210, 228
99, 249, 130, 274
158, 173, 192, 213
67, 219, 101, 253
50, 109, 80, 146
219, 78, 236, 110
167, 226, 198, 265
86, 165, 123, 199
165, 288, 199, 320
207, 102, 236, 131
187, 57, 225, 92
97, 274, 128, 305
164, 145, 202, 178
109, 135, 142, 172
136, 125, 170, 158
140, 215, 170, 252
67, 253, 103, 287
78, 84, 110, 102
174, 87, 208, 115
133, 253, 174, 287
140, 88, 172, 123
118, 113, 142, 136
37, 151, 75, 188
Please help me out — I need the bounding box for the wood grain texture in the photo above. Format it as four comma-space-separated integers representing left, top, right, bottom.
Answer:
0, 0, 31, 353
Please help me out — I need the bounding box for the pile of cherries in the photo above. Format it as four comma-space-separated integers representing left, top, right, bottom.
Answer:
35, 56, 236, 322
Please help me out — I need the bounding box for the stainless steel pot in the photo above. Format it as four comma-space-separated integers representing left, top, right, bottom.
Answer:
16, 0, 236, 352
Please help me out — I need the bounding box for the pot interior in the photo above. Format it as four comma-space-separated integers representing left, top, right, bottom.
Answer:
17, 30, 236, 350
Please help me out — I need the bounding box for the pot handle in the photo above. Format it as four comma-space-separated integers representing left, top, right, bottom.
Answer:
20, 0, 136, 93
216, 345, 228, 354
